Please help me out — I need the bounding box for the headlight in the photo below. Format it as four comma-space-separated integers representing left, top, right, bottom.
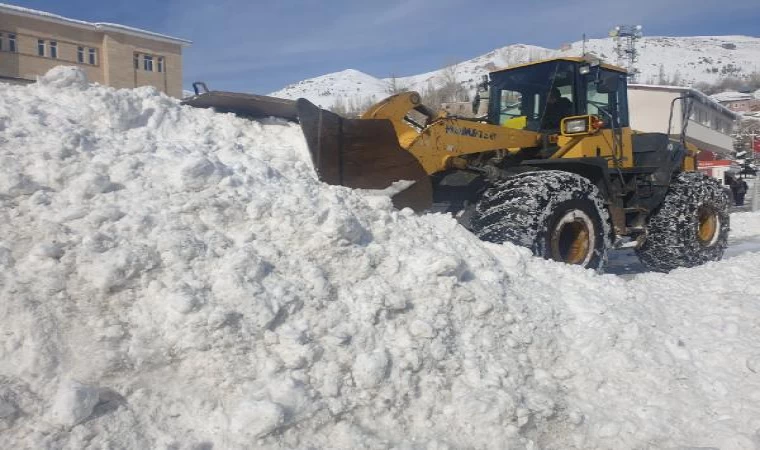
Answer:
564, 118, 589, 134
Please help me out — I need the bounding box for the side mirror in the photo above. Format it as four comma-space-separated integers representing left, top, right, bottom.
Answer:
473, 75, 490, 115
471, 92, 481, 115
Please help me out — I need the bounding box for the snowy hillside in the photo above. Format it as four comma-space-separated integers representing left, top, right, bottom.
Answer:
2, 69, 760, 449
578, 35, 760, 84
270, 35, 760, 109
265, 68, 389, 110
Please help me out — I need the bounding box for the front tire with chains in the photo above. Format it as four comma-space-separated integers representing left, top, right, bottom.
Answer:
469, 170, 611, 270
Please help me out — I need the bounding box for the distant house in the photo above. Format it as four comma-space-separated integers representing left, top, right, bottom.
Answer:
710, 91, 760, 114
627, 84, 740, 181
0, 3, 191, 98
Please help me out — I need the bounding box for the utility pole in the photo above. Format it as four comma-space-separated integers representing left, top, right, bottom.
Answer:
582, 33, 587, 56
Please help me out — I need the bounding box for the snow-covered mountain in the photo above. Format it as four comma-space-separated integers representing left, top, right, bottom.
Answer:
265, 68, 388, 108
270, 35, 760, 109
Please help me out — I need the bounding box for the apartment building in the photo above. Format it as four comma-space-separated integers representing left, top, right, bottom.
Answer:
0, 3, 190, 97
628, 84, 740, 180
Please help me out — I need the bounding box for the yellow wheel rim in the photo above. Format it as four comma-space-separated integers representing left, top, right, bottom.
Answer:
551, 210, 594, 265
697, 206, 718, 245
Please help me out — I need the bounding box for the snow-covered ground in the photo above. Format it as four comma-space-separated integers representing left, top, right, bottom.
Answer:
2, 68, 760, 449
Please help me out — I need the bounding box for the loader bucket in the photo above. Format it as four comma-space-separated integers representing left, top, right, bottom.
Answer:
182, 91, 299, 121
295, 98, 433, 212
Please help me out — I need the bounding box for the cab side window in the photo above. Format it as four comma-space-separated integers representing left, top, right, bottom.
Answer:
586, 80, 611, 116
585, 70, 629, 128
499, 89, 523, 125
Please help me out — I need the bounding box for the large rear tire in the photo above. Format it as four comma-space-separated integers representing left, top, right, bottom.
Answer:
469, 171, 610, 270
635, 171, 730, 272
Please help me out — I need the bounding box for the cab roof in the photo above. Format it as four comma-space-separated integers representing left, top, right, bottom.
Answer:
490, 57, 628, 75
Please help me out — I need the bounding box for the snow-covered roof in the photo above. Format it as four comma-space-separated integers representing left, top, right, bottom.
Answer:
0, 3, 191, 46
711, 91, 754, 103
629, 84, 740, 119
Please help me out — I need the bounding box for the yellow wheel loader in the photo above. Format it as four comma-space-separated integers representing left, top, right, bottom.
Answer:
184, 58, 730, 272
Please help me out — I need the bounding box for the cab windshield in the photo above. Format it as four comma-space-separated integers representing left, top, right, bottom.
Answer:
488, 61, 577, 132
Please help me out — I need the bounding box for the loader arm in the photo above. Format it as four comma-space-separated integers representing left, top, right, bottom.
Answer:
405, 117, 542, 174
356, 92, 543, 174
182, 87, 557, 211
295, 92, 549, 211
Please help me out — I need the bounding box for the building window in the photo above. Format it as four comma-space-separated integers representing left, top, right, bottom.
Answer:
134, 53, 139, 69
695, 108, 706, 125
143, 54, 153, 72
8, 34, 15, 52
702, 111, 712, 127
721, 120, 733, 134
49, 41, 58, 59
157, 57, 164, 73
38, 39, 45, 56
78, 46, 85, 63
88, 48, 97, 65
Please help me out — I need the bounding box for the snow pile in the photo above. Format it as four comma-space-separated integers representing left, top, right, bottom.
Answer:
2, 68, 760, 449
0, 67, 566, 449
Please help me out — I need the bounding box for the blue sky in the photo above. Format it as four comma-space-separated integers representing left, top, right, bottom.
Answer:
11, 0, 760, 94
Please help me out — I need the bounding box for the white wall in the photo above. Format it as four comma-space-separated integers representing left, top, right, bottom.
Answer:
628, 86, 735, 157
628, 89, 682, 134
687, 121, 734, 156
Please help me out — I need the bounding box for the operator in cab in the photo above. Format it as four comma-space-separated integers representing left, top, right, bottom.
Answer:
542, 87, 573, 130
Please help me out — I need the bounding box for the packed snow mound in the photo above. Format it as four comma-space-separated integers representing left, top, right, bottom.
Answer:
2, 68, 760, 449
0, 68, 565, 448
36, 65, 90, 90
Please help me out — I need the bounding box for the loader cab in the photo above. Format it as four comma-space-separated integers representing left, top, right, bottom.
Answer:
487, 58, 630, 133
581, 64, 630, 130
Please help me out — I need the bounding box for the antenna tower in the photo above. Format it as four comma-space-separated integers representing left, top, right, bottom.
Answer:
609, 25, 643, 82
582, 33, 587, 56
